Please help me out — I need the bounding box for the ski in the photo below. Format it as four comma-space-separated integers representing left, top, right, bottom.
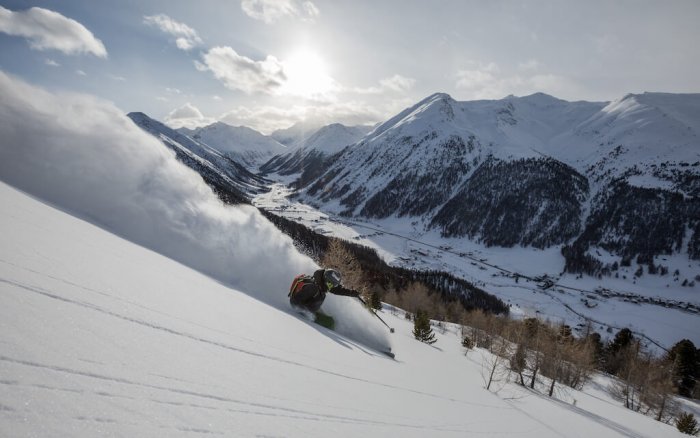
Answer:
295, 308, 335, 330
295, 309, 395, 358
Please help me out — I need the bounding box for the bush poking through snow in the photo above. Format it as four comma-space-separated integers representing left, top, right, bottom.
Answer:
462, 335, 474, 353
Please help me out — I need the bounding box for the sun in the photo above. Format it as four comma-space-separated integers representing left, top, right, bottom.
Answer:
281, 50, 336, 99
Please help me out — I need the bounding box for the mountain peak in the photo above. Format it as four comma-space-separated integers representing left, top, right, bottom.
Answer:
516, 92, 567, 106
271, 121, 324, 146
174, 120, 286, 168
201, 121, 253, 133
419, 92, 454, 105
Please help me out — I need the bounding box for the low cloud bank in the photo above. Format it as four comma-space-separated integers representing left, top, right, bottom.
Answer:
0, 71, 389, 351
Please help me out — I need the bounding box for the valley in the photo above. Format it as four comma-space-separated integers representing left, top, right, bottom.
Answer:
254, 182, 700, 350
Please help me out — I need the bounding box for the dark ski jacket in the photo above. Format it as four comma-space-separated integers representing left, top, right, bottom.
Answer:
289, 269, 359, 313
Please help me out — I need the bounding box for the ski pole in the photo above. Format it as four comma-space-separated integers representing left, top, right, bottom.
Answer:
357, 296, 395, 333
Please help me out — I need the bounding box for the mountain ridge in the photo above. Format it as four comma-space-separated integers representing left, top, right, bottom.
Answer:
292, 91, 700, 275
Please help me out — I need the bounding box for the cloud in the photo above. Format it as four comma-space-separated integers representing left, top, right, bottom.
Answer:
165, 102, 216, 129
220, 100, 383, 134
301, 1, 320, 19
517, 59, 540, 72
220, 105, 299, 133
455, 61, 581, 100
455, 62, 504, 96
352, 74, 417, 95
76, 69, 86, 76
0, 70, 389, 352
0, 6, 107, 57
45, 58, 60, 67
196, 46, 286, 94
143, 14, 202, 51
198, 46, 340, 101
379, 74, 416, 92
241, 0, 319, 24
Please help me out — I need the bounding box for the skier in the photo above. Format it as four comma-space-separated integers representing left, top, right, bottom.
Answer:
288, 268, 360, 329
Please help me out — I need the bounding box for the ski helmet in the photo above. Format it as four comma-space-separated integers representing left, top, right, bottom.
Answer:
324, 269, 342, 290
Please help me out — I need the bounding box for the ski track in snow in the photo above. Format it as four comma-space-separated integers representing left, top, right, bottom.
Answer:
1, 180, 692, 437
1, 357, 482, 432
1, 277, 671, 437
0, 276, 504, 411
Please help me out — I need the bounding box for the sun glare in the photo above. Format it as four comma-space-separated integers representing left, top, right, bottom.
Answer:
282, 50, 335, 99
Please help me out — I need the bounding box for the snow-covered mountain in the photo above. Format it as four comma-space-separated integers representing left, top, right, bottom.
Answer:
260, 123, 371, 179
180, 121, 287, 169
270, 121, 324, 146
129, 112, 269, 203
293, 123, 372, 154
297, 92, 700, 275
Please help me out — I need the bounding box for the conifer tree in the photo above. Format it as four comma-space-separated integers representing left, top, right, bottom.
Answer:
676, 412, 700, 435
604, 328, 634, 375
413, 309, 436, 344
369, 290, 382, 311
587, 332, 605, 367
668, 339, 698, 397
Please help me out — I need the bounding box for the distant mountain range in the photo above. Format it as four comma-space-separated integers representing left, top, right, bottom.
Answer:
260, 123, 371, 186
128, 91, 700, 279
128, 112, 269, 204
269, 121, 325, 146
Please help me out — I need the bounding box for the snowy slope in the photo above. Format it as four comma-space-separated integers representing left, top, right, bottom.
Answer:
0, 181, 693, 437
260, 123, 370, 176
297, 93, 604, 217
291, 123, 371, 154
300, 92, 699, 217
180, 122, 287, 169
0, 70, 385, 348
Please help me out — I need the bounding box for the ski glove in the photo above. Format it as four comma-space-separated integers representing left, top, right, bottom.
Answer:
329, 285, 360, 297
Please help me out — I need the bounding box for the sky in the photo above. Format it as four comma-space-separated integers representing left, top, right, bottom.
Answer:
0, 0, 699, 134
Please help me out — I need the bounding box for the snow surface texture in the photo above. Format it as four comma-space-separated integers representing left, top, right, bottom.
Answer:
0, 71, 389, 353
1, 180, 695, 436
